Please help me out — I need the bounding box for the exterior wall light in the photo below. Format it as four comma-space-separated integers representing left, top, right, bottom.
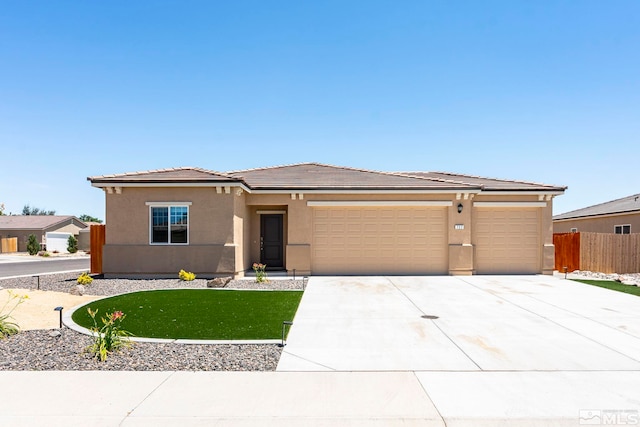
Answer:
457, 203, 463, 214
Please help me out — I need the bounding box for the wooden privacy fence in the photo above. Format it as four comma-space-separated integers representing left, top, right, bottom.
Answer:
553, 232, 580, 272
90, 225, 106, 274
0, 237, 18, 253
554, 232, 640, 274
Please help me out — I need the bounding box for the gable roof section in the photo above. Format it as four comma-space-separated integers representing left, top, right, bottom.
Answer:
88, 163, 565, 193
226, 163, 477, 191
88, 167, 239, 185
401, 171, 566, 192
553, 193, 640, 220
0, 215, 87, 230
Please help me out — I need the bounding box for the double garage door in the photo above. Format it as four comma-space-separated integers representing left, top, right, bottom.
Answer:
310, 205, 542, 275
473, 208, 541, 274
311, 206, 448, 275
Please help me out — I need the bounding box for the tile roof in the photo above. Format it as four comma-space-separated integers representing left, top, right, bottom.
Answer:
88, 167, 238, 184
401, 171, 566, 191
227, 163, 475, 190
553, 193, 640, 220
88, 163, 565, 193
0, 215, 86, 230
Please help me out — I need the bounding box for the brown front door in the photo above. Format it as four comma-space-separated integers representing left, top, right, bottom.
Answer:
260, 214, 284, 269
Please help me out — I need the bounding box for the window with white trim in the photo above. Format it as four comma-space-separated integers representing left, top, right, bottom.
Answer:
570, 228, 578, 233
150, 205, 189, 244
614, 224, 631, 234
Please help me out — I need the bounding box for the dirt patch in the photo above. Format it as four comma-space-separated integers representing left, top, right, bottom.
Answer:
1, 288, 98, 331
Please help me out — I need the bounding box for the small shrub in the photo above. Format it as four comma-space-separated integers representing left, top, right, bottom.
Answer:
67, 235, 78, 253
0, 291, 28, 339
252, 263, 268, 283
52, 249, 59, 254
179, 269, 196, 281
77, 272, 93, 285
26, 234, 39, 255
41, 252, 50, 257
85, 308, 132, 361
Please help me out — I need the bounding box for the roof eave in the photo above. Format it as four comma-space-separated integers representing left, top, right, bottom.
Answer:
247, 187, 482, 194
91, 180, 245, 186
480, 189, 566, 195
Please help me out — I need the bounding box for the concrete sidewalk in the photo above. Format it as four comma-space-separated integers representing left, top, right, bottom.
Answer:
1, 370, 639, 426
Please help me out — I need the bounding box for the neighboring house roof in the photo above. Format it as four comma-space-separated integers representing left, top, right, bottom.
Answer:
553, 193, 640, 220
88, 163, 565, 193
0, 215, 87, 230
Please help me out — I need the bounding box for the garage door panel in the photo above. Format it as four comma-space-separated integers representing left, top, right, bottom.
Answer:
474, 208, 540, 274
312, 207, 448, 275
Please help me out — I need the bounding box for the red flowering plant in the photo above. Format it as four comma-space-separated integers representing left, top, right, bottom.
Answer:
252, 262, 268, 283
85, 308, 133, 361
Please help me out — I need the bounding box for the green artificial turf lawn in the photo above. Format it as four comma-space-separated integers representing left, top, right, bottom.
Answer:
71, 289, 303, 340
573, 279, 640, 297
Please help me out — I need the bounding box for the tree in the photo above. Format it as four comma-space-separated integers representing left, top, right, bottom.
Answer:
22, 204, 56, 216
0, 203, 5, 216
26, 234, 40, 255
67, 235, 78, 253
78, 214, 103, 224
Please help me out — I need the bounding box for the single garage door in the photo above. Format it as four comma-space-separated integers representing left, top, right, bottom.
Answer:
473, 208, 540, 274
45, 232, 73, 253
312, 206, 448, 275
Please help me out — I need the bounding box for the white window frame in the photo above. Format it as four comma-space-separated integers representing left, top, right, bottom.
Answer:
614, 224, 631, 235
146, 202, 192, 245
570, 227, 578, 233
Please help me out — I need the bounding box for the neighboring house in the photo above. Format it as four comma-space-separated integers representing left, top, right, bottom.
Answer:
78, 221, 102, 252
0, 215, 88, 252
88, 163, 566, 277
553, 193, 640, 234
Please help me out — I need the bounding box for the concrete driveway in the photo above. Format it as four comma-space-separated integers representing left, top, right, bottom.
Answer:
278, 275, 640, 372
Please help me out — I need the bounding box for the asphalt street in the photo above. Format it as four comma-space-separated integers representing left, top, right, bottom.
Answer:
0, 257, 90, 278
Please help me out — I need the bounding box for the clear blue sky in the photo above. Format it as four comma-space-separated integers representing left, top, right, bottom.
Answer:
1, 1, 638, 220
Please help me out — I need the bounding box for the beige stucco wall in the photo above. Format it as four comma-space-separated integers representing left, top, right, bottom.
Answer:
101, 187, 558, 277
103, 187, 240, 277
105, 187, 235, 245
554, 212, 640, 234
245, 192, 555, 276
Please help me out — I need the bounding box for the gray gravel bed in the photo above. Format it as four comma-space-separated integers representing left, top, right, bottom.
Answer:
0, 273, 305, 295
0, 329, 282, 371
569, 270, 640, 285
0, 273, 303, 371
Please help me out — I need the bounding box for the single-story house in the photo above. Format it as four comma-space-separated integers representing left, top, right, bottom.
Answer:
0, 215, 88, 253
553, 193, 640, 234
88, 163, 566, 277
